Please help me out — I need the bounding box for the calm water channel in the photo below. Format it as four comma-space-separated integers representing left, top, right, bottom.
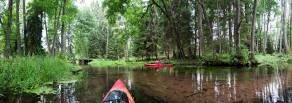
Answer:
2, 65, 292, 103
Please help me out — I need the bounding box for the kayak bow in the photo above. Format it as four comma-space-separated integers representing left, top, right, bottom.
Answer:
103, 79, 135, 103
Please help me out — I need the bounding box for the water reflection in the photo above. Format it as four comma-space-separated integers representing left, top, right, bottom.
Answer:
256, 67, 286, 103
2, 66, 292, 103
42, 82, 79, 103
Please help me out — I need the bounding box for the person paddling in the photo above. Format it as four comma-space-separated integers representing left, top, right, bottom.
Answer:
155, 59, 161, 64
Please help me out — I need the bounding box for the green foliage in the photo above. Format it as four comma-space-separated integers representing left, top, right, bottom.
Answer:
257, 0, 278, 15
73, 11, 93, 58
73, 1, 124, 60
202, 53, 233, 65
89, 59, 147, 68
202, 45, 250, 66
0, 56, 75, 94
103, 0, 130, 24
26, 2, 45, 55
255, 54, 290, 67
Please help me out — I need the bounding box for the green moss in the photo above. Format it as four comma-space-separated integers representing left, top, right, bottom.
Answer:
0, 56, 79, 95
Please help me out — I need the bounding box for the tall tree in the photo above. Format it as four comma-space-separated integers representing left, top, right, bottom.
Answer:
60, 0, 67, 54
16, 0, 21, 54
228, 1, 233, 51
250, 0, 257, 61
23, 0, 26, 54
5, 0, 13, 58
198, 0, 204, 57
282, 0, 289, 53
52, 4, 62, 55
26, 3, 44, 55
234, 0, 241, 55
290, 0, 292, 49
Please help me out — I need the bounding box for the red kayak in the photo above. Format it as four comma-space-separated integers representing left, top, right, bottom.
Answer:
103, 79, 135, 103
144, 63, 173, 68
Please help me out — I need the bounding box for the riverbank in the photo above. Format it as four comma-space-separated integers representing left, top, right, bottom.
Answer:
88, 59, 148, 68
89, 54, 292, 68
0, 56, 82, 95
255, 54, 292, 67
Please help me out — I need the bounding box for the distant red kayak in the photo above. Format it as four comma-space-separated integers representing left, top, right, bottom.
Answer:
144, 63, 173, 68
103, 80, 135, 103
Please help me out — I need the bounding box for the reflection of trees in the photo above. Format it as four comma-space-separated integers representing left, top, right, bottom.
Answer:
188, 66, 292, 103
31, 66, 292, 103
257, 67, 291, 103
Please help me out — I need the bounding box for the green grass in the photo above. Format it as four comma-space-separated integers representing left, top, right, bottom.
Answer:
89, 59, 148, 68
255, 54, 291, 67
0, 56, 78, 95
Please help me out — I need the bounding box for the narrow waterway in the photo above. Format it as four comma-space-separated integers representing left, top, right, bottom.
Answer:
2, 65, 292, 103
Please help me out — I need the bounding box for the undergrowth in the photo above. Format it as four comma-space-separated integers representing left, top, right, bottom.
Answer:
0, 56, 77, 94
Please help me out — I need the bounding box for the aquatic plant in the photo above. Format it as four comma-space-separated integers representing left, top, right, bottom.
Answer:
0, 56, 76, 94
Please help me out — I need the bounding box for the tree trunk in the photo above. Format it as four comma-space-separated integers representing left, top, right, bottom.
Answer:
16, 0, 21, 54
257, 15, 262, 53
228, 1, 233, 51
290, 0, 292, 48
23, 0, 26, 54
60, 0, 67, 54
194, 29, 197, 57
5, 0, 13, 58
198, 0, 204, 57
44, 13, 50, 53
171, 7, 185, 58
106, 26, 109, 59
279, 28, 283, 53
52, 4, 62, 55
282, 0, 289, 53
250, 0, 257, 62
216, 0, 221, 53
263, 12, 271, 53
222, 9, 227, 53
234, 0, 241, 55
244, 1, 249, 23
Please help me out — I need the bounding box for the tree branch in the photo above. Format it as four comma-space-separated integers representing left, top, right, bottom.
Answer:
151, 0, 171, 21
141, 3, 154, 19
160, 0, 168, 15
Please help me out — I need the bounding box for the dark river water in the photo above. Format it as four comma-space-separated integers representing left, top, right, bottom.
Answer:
2, 65, 292, 103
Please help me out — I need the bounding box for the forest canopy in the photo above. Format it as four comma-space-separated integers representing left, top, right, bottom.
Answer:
0, 0, 291, 65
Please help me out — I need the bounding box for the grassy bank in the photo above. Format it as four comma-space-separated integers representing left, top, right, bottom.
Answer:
88, 53, 292, 68
0, 56, 79, 95
89, 59, 148, 68
255, 54, 292, 67
201, 53, 292, 67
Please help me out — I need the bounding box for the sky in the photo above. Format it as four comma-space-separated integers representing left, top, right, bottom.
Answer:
75, 0, 103, 9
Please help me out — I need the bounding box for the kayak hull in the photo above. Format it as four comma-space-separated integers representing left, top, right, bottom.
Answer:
103, 80, 135, 103
144, 64, 173, 68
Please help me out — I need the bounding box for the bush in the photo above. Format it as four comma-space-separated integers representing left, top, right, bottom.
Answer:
0, 56, 75, 94
232, 46, 249, 65
202, 53, 233, 65
202, 45, 250, 66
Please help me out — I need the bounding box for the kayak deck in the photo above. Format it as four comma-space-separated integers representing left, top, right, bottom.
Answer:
103, 80, 135, 103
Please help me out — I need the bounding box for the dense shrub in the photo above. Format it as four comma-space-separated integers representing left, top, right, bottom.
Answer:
202, 45, 250, 66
